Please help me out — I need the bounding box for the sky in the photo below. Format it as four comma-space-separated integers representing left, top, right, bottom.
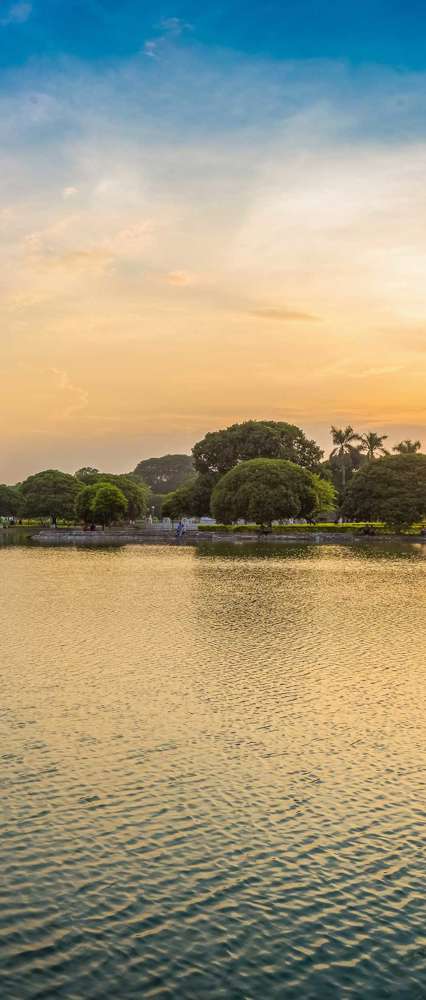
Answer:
1, 1, 426, 481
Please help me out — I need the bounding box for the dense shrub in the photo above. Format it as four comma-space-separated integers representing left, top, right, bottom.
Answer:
197, 522, 401, 535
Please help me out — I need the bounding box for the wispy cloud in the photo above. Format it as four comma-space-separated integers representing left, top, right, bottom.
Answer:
0, 2, 32, 26
166, 270, 195, 286
249, 307, 320, 322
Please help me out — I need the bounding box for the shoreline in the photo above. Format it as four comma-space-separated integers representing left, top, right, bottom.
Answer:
31, 528, 426, 547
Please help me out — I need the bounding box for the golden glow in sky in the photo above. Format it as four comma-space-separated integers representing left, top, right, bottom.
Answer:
1, 46, 425, 480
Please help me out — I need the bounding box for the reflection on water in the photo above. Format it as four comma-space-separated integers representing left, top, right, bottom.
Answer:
0, 544, 425, 999
197, 539, 426, 561
0, 527, 34, 546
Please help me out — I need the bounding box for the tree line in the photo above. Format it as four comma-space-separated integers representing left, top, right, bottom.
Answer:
160, 421, 426, 530
0, 421, 424, 529
0, 469, 150, 526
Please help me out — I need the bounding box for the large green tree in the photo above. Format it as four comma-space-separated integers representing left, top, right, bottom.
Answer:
111, 475, 149, 519
75, 484, 99, 523
20, 470, 82, 520
91, 484, 128, 526
75, 470, 149, 519
211, 458, 318, 526
133, 454, 193, 493
342, 454, 426, 529
193, 420, 323, 477
0, 485, 23, 517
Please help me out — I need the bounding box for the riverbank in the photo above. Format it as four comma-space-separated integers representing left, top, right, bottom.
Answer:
32, 527, 426, 547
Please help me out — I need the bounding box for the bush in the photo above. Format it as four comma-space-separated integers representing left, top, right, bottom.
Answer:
197, 522, 394, 535
211, 458, 318, 525
342, 453, 426, 529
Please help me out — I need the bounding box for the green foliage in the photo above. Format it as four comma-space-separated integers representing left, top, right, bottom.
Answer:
74, 467, 100, 484
211, 458, 318, 526
324, 447, 366, 499
91, 484, 128, 526
133, 454, 193, 493
162, 472, 216, 519
342, 454, 426, 528
20, 470, 82, 520
0, 484, 23, 517
311, 473, 337, 516
193, 420, 323, 476
75, 484, 99, 523
75, 471, 149, 518
197, 522, 390, 534
161, 482, 194, 519
110, 475, 149, 519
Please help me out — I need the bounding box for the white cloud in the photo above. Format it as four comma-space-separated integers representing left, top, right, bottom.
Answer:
143, 41, 157, 59
62, 186, 78, 199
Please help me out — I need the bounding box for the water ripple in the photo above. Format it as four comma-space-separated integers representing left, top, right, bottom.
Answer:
0, 544, 425, 998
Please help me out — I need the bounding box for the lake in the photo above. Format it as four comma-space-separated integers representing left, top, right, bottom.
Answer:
1, 543, 425, 999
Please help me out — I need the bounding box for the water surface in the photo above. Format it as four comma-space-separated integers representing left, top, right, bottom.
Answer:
1, 544, 425, 998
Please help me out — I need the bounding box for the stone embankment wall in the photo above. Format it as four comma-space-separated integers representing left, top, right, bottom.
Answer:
33, 528, 425, 547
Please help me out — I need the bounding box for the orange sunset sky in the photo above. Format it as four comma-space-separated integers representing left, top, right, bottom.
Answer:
2, 20, 426, 481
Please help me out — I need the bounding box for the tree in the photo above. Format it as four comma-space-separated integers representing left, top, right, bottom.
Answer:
75, 484, 99, 523
311, 474, 337, 518
211, 458, 318, 526
161, 472, 216, 519
393, 439, 422, 454
330, 426, 361, 489
0, 485, 23, 518
161, 483, 193, 520
110, 475, 149, 519
76, 471, 149, 519
359, 431, 388, 461
75, 467, 100, 484
193, 420, 323, 477
342, 454, 426, 529
133, 454, 193, 493
20, 470, 82, 520
91, 484, 128, 526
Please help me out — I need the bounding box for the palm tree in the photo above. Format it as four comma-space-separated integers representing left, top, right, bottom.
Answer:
359, 431, 388, 461
393, 439, 422, 454
330, 426, 361, 489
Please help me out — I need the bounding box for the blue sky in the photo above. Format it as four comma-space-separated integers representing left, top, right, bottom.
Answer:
1, 1, 426, 70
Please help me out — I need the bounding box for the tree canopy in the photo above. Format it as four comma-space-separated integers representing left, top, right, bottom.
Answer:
310, 474, 337, 518
20, 470, 82, 520
211, 458, 318, 526
74, 467, 100, 484
90, 484, 128, 526
133, 454, 193, 493
342, 454, 426, 528
192, 420, 323, 477
75, 470, 149, 518
161, 473, 215, 519
0, 485, 23, 517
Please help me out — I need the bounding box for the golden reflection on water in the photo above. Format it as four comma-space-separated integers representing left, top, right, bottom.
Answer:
0, 544, 425, 998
